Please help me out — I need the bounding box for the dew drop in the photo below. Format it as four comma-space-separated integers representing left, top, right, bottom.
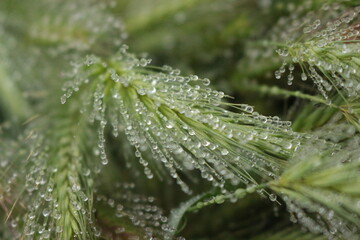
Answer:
221, 149, 229, 156
284, 142, 292, 150
42, 208, 51, 217
203, 78, 210, 86
301, 73, 307, 81
269, 194, 277, 202
165, 121, 174, 129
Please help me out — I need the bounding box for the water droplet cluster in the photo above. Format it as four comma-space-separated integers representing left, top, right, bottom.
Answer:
0, 119, 98, 239
272, 137, 360, 239
24, 0, 125, 52
190, 184, 275, 211
273, 3, 360, 100
95, 182, 181, 240
61, 46, 303, 194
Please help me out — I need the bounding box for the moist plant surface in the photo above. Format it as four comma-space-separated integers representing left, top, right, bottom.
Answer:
0, 0, 360, 239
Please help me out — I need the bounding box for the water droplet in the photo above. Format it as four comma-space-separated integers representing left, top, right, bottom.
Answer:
72, 184, 80, 192
165, 121, 174, 129
203, 78, 210, 86
221, 149, 229, 156
269, 194, 277, 202
42, 208, 51, 217
301, 73, 307, 81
